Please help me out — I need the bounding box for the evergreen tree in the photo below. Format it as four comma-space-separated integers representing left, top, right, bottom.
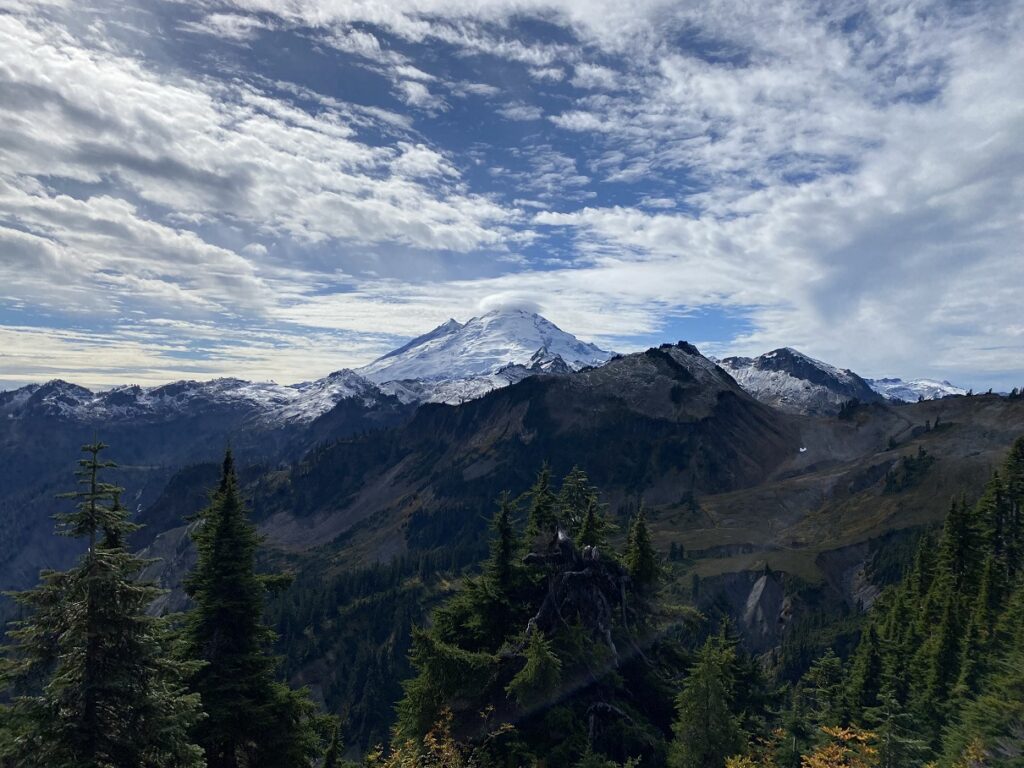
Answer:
0, 443, 203, 768
483, 491, 519, 596
576, 496, 614, 551
557, 466, 599, 535
322, 719, 357, 768
868, 687, 927, 768
803, 649, 846, 728
625, 508, 659, 590
1003, 438, 1024, 580
182, 449, 324, 768
776, 683, 813, 768
323, 722, 341, 768
525, 464, 558, 538
668, 635, 742, 768
954, 554, 1000, 698
504, 629, 562, 707
847, 624, 884, 717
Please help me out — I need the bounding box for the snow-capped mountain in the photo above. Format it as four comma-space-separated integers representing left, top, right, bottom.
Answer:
866, 377, 968, 403
0, 310, 612, 420
717, 348, 882, 415
359, 308, 613, 404
0, 370, 383, 426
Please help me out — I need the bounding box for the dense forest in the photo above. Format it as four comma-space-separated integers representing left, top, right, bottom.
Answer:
2, 437, 1023, 766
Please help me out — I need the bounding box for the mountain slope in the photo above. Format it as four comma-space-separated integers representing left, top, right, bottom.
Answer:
866, 377, 968, 402
256, 342, 800, 555
718, 347, 882, 414
0, 370, 384, 426
358, 308, 612, 403
0, 373, 413, 594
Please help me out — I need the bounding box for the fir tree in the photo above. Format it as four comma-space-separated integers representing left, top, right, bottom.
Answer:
483, 491, 519, 596
776, 683, 813, 768
505, 629, 562, 707
668, 635, 742, 768
576, 496, 615, 551
557, 465, 599, 535
625, 508, 659, 590
525, 464, 559, 538
847, 624, 884, 717
182, 449, 324, 768
0, 443, 203, 768
954, 554, 1000, 698
914, 590, 962, 745
323, 722, 341, 768
803, 649, 846, 729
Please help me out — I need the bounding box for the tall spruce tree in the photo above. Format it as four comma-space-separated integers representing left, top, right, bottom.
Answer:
576, 496, 614, 551
0, 443, 203, 767
847, 623, 884, 717
625, 508, 659, 590
483, 491, 519, 596
525, 464, 558, 538
557, 466, 599, 535
182, 450, 324, 768
803, 649, 846, 728
668, 635, 742, 768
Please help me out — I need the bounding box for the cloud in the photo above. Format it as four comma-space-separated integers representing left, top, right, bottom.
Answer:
477, 294, 542, 315
178, 12, 275, 42
570, 63, 619, 90
529, 66, 565, 81
396, 79, 448, 112
497, 102, 543, 121
0, 0, 1022, 391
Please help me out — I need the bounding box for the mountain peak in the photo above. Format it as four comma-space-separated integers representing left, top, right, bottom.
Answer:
866, 376, 967, 402
719, 348, 881, 414
358, 309, 613, 397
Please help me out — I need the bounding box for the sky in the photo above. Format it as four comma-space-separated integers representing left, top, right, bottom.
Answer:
0, 0, 1022, 391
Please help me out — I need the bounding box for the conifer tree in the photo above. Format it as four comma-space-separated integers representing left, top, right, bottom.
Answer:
525, 464, 558, 538
847, 624, 884, 717
1004, 439, 1024, 581
323, 724, 341, 768
576, 496, 615, 551
484, 492, 519, 595
557, 465, 599, 535
0, 443, 203, 768
954, 554, 1000, 698
625, 508, 659, 590
182, 449, 324, 768
668, 635, 742, 768
776, 683, 813, 768
803, 649, 846, 728
505, 629, 562, 707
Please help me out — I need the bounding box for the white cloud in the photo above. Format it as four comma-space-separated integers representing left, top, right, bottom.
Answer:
570, 62, 619, 90
1, 0, 1022, 390
497, 102, 543, 121
529, 66, 565, 81
396, 79, 447, 112
178, 12, 275, 42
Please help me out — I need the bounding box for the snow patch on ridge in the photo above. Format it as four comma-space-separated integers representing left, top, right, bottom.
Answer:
866, 377, 968, 402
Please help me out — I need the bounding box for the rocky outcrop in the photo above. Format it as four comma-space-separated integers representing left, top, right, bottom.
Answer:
698, 568, 794, 653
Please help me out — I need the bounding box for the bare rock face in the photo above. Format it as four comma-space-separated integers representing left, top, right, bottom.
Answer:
742, 571, 789, 648
697, 568, 794, 653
